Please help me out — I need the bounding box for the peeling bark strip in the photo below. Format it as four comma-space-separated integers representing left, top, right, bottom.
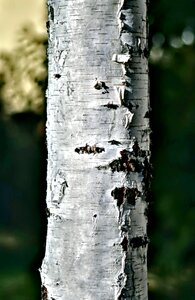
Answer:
41, 0, 149, 299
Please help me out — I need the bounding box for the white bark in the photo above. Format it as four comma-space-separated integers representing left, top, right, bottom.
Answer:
41, 0, 150, 299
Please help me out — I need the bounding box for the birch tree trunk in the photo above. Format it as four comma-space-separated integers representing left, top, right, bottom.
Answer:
41, 0, 150, 299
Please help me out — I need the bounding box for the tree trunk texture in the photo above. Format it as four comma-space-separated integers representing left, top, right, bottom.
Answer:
41, 0, 150, 299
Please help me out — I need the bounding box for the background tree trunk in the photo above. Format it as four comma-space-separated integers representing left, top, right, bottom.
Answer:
41, 0, 150, 299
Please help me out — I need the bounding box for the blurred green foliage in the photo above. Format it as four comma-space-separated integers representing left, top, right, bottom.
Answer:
149, 0, 195, 299
0, 23, 47, 115
0, 25, 47, 299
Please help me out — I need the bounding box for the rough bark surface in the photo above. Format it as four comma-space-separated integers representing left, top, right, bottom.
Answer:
41, 0, 150, 299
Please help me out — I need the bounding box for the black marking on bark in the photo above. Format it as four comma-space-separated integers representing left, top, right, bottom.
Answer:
111, 187, 126, 208
126, 188, 141, 205
75, 144, 105, 155
121, 236, 128, 252
94, 79, 109, 93
111, 186, 141, 207
102, 102, 119, 109
109, 150, 141, 172
109, 158, 138, 172
120, 12, 126, 21
127, 102, 139, 112
53, 214, 62, 221
46, 208, 51, 217
54, 74, 61, 79
49, 5, 54, 22
41, 285, 48, 300
120, 225, 129, 233
132, 140, 140, 157
97, 149, 142, 172
93, 214, 97, 218
142, 157, 152, 187
132, 140, 147, 157
130, 235, 149, 249
46, 21, 50, 33
108, 140, 121, 145
97, 145, 148, 173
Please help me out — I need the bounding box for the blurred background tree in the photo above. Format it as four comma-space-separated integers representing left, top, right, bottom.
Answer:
149, 0, 195, 299
0, 19, 47, 300
0, 24, 47, 114
0, 0, 195, 299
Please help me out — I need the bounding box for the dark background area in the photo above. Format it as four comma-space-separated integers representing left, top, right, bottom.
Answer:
0, 0, 195, 299
149, 0, 195, 298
